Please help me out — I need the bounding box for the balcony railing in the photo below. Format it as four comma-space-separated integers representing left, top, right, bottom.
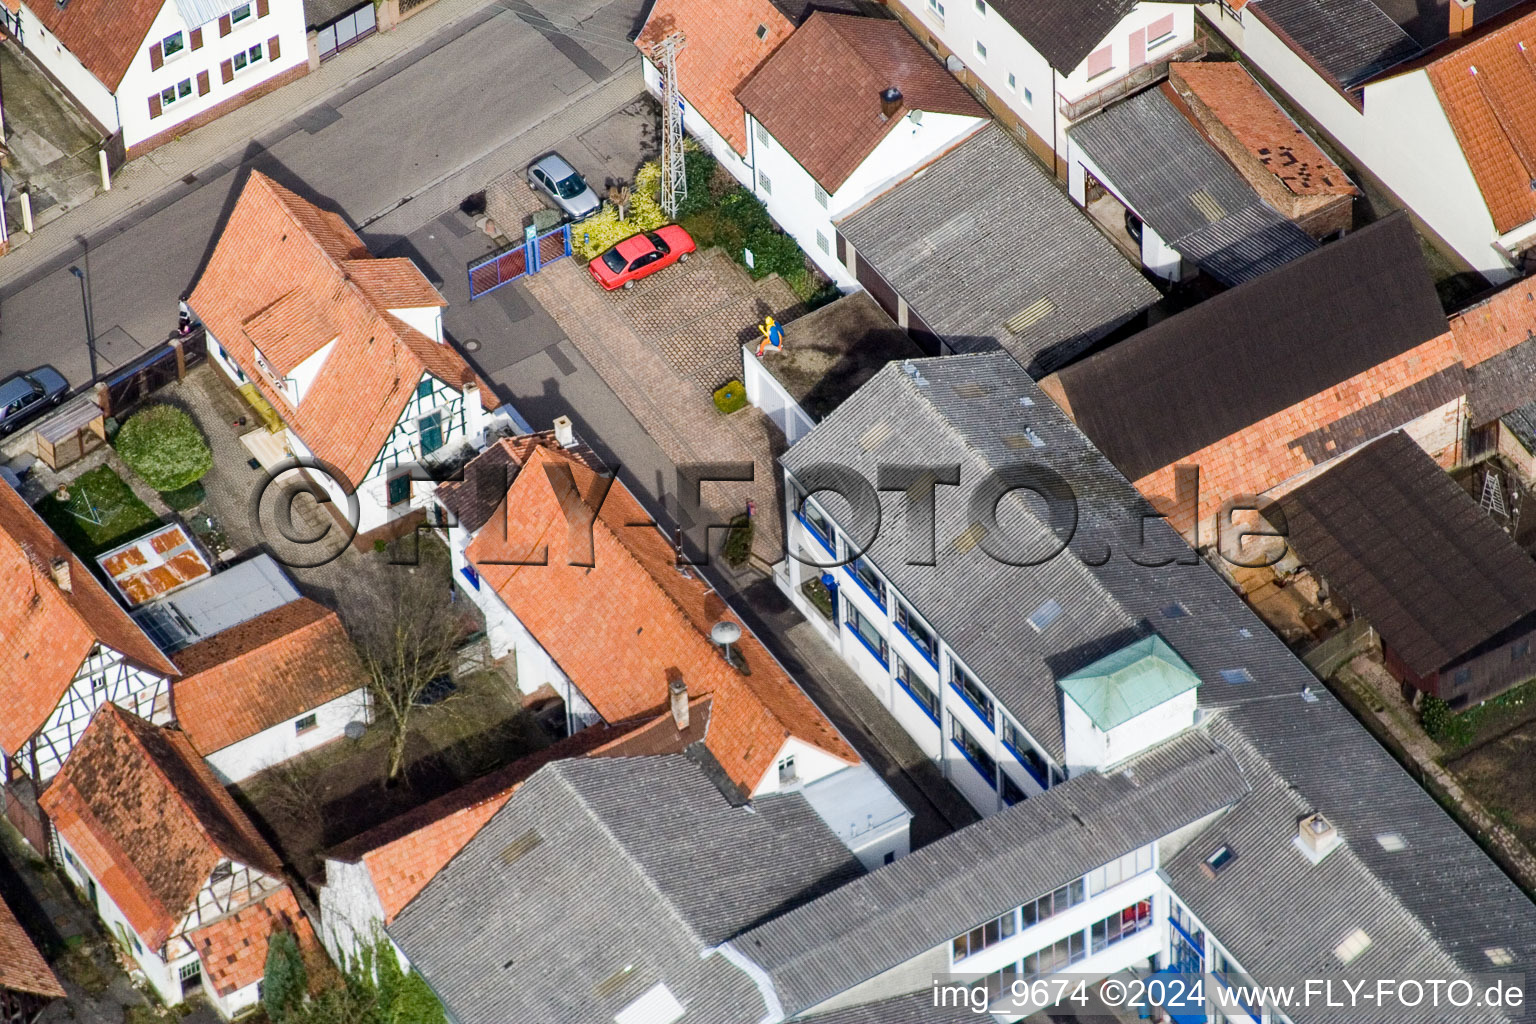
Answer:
1058, 39, 1206, 122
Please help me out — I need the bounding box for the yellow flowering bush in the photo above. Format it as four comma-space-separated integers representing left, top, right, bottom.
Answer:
571, 160, 668, 259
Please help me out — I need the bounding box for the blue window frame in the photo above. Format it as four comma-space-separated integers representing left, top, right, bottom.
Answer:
951, 664, 994, 730
798, 499, 836, 556
1000, 718, 1050, 788
950, 719, 996, 789
894, 602, 937, 667
1002, 772, 1027, 806
459, 565, 480, 590
419, 411, 444, 453
845, 603, 888, 666
845, 555, 886, 610
895, 656, 940, 726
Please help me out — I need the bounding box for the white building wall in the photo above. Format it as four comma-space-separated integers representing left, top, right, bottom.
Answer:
742, 344, 817, 444
748, 737, 850, 798
55, 832, 184, 1005
15, 2, 121, 130
318, 857, 390, 967
1198, 4, 1515, 282
642, 59, 756, 191
1066, 139, 1184, 281
388, 305, 445, 344
747, 111, 985, 289
117, 0, 308, 150
201, 687, 371, 784
1062, 690, 1197, 776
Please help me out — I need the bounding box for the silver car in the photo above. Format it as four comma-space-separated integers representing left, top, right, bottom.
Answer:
527, 153, 601, 221
0, 365, 67, 435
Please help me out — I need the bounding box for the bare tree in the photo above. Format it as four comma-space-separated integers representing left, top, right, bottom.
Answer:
345, 562, 469, 784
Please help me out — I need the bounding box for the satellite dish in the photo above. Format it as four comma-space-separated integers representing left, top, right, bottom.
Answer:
710, 621, 742, 646
344, 720, 367, 741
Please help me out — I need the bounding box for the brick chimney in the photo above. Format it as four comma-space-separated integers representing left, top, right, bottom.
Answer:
50, 557, 71, 593
1450, 0, 1474, 37
879, 86, 903, 121
669, 677, 689, 731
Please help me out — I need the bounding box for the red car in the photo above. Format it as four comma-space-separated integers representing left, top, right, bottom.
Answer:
589, 225, 695, 290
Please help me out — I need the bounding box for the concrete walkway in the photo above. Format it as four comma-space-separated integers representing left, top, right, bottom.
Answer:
0, 0, 635, 287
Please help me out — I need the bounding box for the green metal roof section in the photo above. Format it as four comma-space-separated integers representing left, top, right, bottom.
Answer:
1058, 636, 1202, 733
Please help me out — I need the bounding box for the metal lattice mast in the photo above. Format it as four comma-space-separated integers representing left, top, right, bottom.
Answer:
655, 30, 687, 217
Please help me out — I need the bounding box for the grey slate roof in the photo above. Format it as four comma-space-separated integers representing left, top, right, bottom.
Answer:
732, 730, 1248, 1015
1049, 213, 1448, 481
791, 991, 980, 1023
389, 756, 864, 1024
1273, 431, 1536, 678
989, 0, 1198, 72
782, 350, 1536, 1018
1067, 86, 1317, 287
836, 124, 1159, 377
1468, 331, 1536, 427
1505, 400, 1536, 454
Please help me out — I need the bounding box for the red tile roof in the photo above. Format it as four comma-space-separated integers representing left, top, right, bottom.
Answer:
172, 598, 368, 755
189, 887, 326, 997
38, 706, 284, 950
0, 890, 64, 1000
636, 0, 797, 155
188, 173, 495, 488
1451, 276, 1536, 364
1169, 62, 1355, 197
464, 443, 858, 794
30, 0, 162, 91
327, 702, 711, 921
1428, 9, 1536, 233
736, 13, 986, 191
0, 483, 177, 756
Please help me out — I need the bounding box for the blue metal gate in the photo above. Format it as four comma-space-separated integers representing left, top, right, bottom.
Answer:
468, 223, 572, 300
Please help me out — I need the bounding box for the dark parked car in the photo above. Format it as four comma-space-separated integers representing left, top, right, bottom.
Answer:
0, 366, 67, 435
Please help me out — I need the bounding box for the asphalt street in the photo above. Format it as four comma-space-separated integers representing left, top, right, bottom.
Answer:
0, 0, 646, 389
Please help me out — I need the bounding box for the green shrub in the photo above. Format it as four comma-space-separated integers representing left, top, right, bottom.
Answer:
801, 577, 834, 621
115, 405, 212, 492
713, 380, 747, 415
723, 513, 754, 567
674, 148, 721, 219
1420, 695, 1473, 748
262, 931, 307, 1023
160, 480, 206, 511
744, 229, 805, 280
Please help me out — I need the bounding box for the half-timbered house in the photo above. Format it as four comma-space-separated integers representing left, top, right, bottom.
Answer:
38, 705, 325, 1019
0, 886, 63, 1024
0, 481, 178, 852
190, 172, 515, 543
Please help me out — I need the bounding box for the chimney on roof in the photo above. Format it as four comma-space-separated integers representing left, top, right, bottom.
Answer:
669, 677, 689, 731
879, 86, 903, 121
50, 557, 71, 593
1450, 0, 1474, 37
552, 415, 575, 448
461, 377, 486, 448
1295, 811, 1342, 863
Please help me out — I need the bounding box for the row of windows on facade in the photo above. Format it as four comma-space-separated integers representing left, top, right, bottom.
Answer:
951, 846, 1156, 962
970, 898, 1154, 1001
922, 0, 1176, 91
156, 1, 257, 63
149, 40, 275, 118
802, 499, 1063, 791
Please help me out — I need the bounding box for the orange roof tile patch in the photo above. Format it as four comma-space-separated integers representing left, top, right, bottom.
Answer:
1451, 277, 1536, 364
172, 599, 368, 755
29, 0, 163, 91
0, 890, 64, 1000
188, 174, 497, 488
1170, 62, 1355, 197
1428, 9, 1536, 234
190, 887, 326, 997
464, 444, 858, 794
636, 0, 797, 156
736, 13, 987, 191
97, 525, 213, 608
39, 706, 283, 950
0, 485, 177, 755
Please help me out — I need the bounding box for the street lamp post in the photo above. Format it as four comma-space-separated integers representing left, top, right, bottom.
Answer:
67, 265, 98, 385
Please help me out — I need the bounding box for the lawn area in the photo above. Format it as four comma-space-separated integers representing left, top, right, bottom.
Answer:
38, 465, 160, 558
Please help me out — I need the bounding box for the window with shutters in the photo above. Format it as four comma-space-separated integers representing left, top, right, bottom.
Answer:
162, 30, 185, 58
232, 42, 262, 72
231, 2, 252, 23
160, 79, 192, 108
1086, 45, 1113, 79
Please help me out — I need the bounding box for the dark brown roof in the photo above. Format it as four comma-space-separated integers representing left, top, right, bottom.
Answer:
1273, 431, 1536, 677
434, 433, 601, 533
1050, 214, 1447, 480
31, 0, 163, 90
735, 12, 985, 191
